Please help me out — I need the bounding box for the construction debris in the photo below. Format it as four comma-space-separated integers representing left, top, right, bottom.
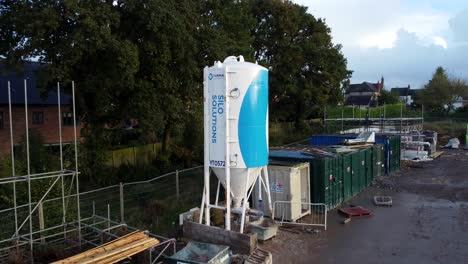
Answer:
52, 231, 159, 264
373, 196, 393, 206
166, 241, 230, 264
249, 218, 278, 241
401, 150, 432, 161
245, 248, 273, 264
443, 138, 460, 149
343, 131, 375, 145
342, 218, 352, 224
429, 151, 444, 159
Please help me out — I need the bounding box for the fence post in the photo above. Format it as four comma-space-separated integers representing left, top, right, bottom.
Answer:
107, 204, 111, 231
38, 202, 45, 243
120, 182, 125, 223
133, 146, 137, 167
176, 170, 180, 200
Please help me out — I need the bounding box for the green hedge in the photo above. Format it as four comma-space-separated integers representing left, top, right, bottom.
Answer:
106, 143, 162, 167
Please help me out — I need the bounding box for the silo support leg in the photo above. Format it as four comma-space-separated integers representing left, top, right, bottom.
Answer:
263, 166, 273, 214
240, 169, 251, 234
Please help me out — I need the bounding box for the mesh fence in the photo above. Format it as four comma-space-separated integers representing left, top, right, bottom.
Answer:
122, 167, 204, 237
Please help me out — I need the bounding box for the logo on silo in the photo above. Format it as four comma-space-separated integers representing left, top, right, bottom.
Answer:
211, 95, 224, 143
208, 73, 224, 80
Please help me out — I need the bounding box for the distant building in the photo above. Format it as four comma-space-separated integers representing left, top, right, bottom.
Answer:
453, 96, 468, 109
0, 61, 81, 158
390, 85, 416, 105
344, 77, 384, 108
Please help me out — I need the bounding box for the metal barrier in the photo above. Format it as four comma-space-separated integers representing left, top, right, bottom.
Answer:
272, 201, 327, 230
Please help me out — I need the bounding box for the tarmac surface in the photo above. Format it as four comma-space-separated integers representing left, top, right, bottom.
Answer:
261, 149, 468, 264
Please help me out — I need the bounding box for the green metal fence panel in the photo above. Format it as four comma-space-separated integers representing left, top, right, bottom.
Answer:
342, 154, 352, 200
388, 136, 401, 173
372, 144, 385, 178
350, 151, 361, 195
333, 155, 344, 207
364, 147, 373, 186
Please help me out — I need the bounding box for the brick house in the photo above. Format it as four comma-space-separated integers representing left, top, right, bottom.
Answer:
344, 77, 384, 108
0, 62, 80, 158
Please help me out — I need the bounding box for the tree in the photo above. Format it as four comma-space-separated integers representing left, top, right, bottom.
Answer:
251, 0, 351, 127
379, 89, 399, 105
0, 0, 140, 180
418, 66, 466, 112
0, 0, 351, 173
117, 0, 200, 153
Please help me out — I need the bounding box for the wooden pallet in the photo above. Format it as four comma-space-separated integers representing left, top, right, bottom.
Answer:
429, 151, 444, 159
52, 231, 159, 264
339, 206, 373, 218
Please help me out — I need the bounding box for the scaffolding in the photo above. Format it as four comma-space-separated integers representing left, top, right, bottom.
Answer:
0, 80, 174, 263
323, 104, 425, 134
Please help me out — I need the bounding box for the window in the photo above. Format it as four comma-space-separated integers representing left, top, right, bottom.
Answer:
63, 112, 73, 126
0, 112, 3, 129
32, 111, 44, 125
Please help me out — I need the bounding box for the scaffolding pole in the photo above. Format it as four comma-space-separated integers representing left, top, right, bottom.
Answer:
7, 81, 18, 239
58, 82, 67, 241
72, 81, 82, 248
24, 79, 34, 263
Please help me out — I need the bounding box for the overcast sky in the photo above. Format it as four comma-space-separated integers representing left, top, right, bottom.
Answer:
295, 0, 468, 89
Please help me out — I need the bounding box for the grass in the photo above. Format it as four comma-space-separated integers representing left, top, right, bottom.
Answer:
269, 119, 324, 146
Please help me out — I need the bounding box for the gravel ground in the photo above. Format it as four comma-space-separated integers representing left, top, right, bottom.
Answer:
260, 149, 468, 264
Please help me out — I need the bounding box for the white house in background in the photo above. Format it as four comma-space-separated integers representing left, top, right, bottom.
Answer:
453, 96, 468, 109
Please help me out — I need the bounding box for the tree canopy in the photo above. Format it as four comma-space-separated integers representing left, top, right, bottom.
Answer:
0, 0, 350, 153
418, 66, 467, 112
379, 89, 400, 105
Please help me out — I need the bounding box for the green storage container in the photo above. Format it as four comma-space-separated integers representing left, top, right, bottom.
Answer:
269, 144, 383, 210
310, 157, 343, 210
372, 144, 385, 178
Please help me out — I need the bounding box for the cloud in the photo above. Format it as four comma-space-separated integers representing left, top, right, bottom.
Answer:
347, 29, 467, 88
433, 37, 448, 48
294, 0, 468, 88
449, 7, 468, 42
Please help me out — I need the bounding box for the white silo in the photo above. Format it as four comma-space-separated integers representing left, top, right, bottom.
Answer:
201, 55, 272, 233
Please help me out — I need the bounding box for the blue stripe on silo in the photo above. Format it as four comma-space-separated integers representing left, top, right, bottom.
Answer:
238, 70, 268, 168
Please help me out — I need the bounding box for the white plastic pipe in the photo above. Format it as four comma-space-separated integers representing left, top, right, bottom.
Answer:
203, 66, 211, 226
224, 65, 231, 231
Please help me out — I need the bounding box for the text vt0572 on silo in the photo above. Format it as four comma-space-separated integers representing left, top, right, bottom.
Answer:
201, 55, 272, 233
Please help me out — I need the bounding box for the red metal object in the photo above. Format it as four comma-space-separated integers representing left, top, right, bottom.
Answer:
339, 206, 373, 218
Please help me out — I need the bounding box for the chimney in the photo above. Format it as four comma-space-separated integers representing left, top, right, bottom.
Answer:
381, 76, 384, 92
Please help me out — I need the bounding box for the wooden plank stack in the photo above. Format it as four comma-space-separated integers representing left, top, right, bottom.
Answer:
52, 231, 159, 264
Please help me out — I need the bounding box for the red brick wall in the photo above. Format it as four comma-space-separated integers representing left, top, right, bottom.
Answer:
0, 105, 81, 159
